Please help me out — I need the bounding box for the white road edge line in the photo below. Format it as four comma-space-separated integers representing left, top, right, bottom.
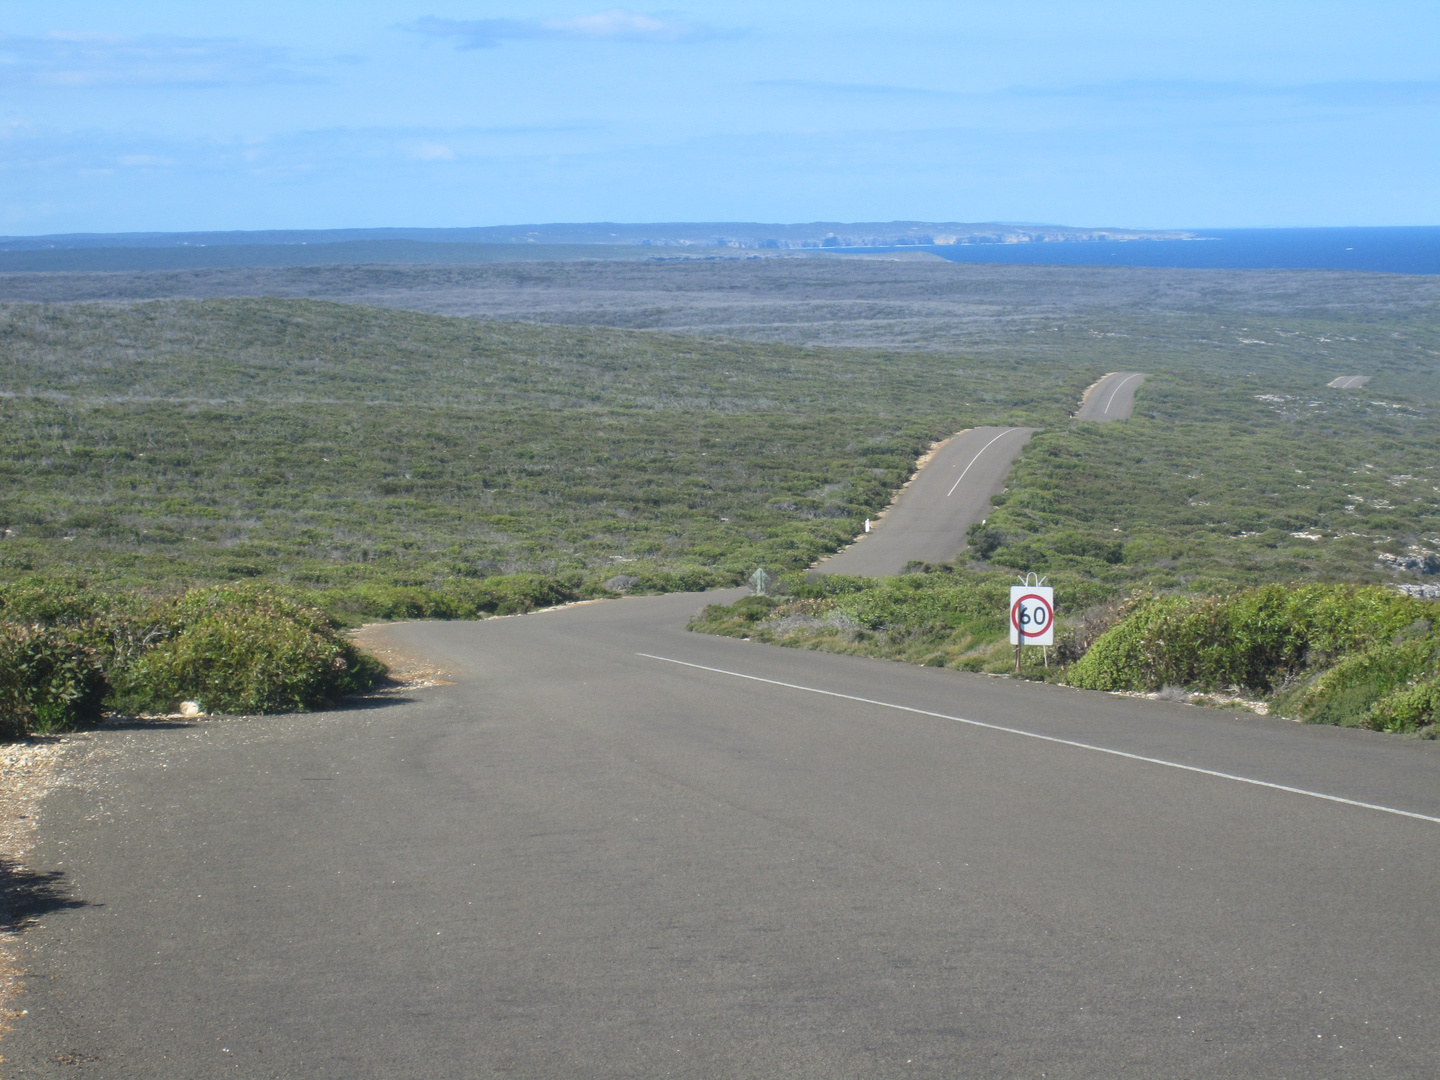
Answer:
1103, 372, 1144, 414
637, 653, 1440, 826
946, 429, 1017, 497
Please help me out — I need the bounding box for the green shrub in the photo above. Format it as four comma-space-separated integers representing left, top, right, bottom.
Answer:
1269, 637, 1440, 729
1068, 584, 1437, 701
835, 578, 1011, 631
114, 600, 378, 715
0, 582, 388, 732
306, 574, 583, 623
0, 581, 113, 624
1364, 676, 1440, 733
311, 583, 460, 622
455, 573, 580, 616
0, 623, 107, 737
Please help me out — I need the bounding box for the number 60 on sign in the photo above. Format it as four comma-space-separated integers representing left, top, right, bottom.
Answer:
1009, 585, 1054, 646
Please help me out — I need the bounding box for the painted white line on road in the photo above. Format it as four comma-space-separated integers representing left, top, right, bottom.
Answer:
946, 429, 1017, 497
1103, 373, 1144, 415
637, 653, 1440, 826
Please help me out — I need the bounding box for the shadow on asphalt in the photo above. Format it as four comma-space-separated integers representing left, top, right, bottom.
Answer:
0, 858, 90, 932
341, 691, 422, 712
94, 716, 194, 732
88, 692, 422, 731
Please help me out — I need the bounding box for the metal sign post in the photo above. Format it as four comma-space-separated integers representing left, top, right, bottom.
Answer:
1009, 574, 1054, 671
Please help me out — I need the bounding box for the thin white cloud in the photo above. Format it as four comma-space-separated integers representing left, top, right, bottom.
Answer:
408, 9, 736, 48
0, 30, 313, 87
0, 123, 610, 181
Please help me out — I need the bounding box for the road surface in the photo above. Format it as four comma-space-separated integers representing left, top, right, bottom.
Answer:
813, 426, 1035, 575
1328, 375, 1372, 389
6, 594, 1440, 1078
1075, 371, 1147, 421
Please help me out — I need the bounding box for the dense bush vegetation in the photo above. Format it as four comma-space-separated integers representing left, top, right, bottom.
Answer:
0, 623, 107, 738
0, 582, 386, 735
1067, 584, 1440, 733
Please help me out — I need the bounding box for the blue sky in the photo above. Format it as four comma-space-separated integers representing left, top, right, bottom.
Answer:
2, 2, 1436, 234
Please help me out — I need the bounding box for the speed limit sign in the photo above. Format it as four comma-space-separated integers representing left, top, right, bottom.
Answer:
1009, 585, 1054, 645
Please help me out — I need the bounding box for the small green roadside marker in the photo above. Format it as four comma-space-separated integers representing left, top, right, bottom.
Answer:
749, 568, 770, 596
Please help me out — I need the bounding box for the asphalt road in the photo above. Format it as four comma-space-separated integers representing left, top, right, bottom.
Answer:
813, 427, 1035, 576
1075, 371, 1147, 421
1328, 376, 1372, 389
8, 594, 1440, 1078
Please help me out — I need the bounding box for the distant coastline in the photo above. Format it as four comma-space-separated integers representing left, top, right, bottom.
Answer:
900, 226, 1440, 275
0, 223, 1435, 275
0, 220, 1191, 252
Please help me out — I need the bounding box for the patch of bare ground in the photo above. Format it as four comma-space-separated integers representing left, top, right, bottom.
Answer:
348, 624, 458, 691
347, 601, 617, 691
1107, 688, 1272, 715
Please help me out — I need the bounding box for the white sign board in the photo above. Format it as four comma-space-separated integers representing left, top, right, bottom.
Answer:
1009, 585, 1054, 646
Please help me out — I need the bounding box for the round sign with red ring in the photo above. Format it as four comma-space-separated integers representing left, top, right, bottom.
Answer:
1010, 592, 1054, 638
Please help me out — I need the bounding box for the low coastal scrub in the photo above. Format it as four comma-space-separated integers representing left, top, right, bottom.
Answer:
303, 573, 587, 623
968, 370, 1440, 592
1068, 583, 1440, 733
0, 299, 1081, 595
0, 581, 387, 738
687, 567, 1117, 675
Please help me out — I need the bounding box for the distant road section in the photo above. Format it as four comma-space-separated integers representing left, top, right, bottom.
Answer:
815, 426, 1034, 576
1075, 371, 1147, 421
1328, 375, 1372, 388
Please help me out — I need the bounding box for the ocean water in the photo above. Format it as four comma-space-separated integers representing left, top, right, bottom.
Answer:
841, 226, 1440, 275
1, 225, 1436, 275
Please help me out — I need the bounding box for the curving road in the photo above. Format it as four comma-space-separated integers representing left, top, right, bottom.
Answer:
815, 373, 1142, 577
9, 370, 1440, 1076
1075, 371, 1146, 421
8, 595, 1440, 1078
814, 426, 1034, 576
